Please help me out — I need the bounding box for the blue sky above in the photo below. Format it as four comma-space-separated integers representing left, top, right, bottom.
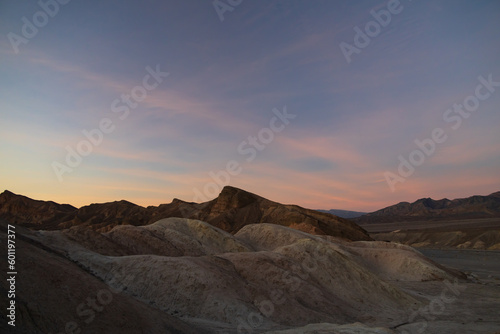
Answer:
1, 0, 499, 211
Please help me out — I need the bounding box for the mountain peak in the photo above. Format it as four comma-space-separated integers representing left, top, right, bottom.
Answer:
0, 187, 371, 241
0, 190, 17, 200
211, 186, 262, 213
219, 185, 257, 197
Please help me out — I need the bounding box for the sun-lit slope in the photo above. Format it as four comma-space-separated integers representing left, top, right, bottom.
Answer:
31, 217, 253, 258
346, 241, 466, 281
219, 239, 418, 326
236, 223, 463, 282
24, 217, 467, 332
104, 218, 253, 256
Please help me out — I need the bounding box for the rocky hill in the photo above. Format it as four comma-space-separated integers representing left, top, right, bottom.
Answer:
0, 186, 370, 241
0, 190, 77, 228
0, 218, 466, 333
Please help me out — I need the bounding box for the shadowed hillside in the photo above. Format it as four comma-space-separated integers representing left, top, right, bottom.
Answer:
355, 191, 500, 224
0, 186, 371, 241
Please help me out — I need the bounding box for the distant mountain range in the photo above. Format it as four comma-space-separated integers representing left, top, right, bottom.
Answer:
355, 191, 500, 224
317, 209, 367, 219
0, 186, 370, 241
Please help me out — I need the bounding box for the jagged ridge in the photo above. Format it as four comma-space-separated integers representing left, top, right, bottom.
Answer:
0, 186, 371, 241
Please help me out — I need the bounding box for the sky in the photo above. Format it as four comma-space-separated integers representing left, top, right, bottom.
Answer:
0, 0, 499, 212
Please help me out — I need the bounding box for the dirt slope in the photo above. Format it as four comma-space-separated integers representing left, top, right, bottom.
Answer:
3, 218, 470, 333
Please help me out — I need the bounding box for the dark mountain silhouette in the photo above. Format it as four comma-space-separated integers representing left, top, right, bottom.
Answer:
0, 190, 77, 228
0, 186, 370, 241
355, 191, 500, 224
191, 186, 370, 240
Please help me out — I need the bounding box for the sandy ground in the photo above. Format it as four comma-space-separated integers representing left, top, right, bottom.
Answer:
359, 218, 500, 234
389, 247, 500, 334
364, 218, 500, 250
391, 280, 500, 334
419, 248, 500, 282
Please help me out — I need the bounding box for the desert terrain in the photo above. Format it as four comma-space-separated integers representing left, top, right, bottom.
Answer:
1, 187, 500, 333
3, 1, 500, 332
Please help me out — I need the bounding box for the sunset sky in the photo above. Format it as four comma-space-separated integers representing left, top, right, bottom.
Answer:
1, 0, 499, 211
